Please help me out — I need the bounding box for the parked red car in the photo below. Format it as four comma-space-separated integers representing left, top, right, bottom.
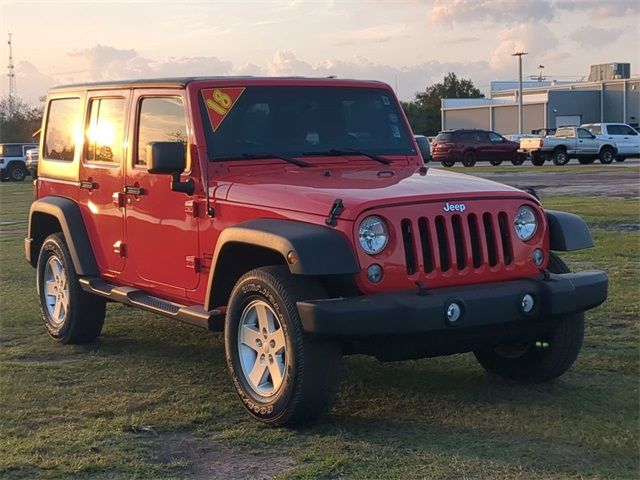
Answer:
432, 129, 523, 167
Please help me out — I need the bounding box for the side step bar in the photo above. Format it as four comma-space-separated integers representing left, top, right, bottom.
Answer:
79, 277, 223, 330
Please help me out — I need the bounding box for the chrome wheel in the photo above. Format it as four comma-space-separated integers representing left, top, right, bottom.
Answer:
237, 299, 287, 397
43, 256, 69, 327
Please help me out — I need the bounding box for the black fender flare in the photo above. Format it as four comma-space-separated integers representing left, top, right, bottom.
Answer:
204, 218, 359, 310
545, 210, 594, 251
26, 196, 98, 275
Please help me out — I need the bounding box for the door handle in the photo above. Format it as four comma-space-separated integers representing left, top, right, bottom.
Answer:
124, 185, 145, 196
79, 180, 96, 190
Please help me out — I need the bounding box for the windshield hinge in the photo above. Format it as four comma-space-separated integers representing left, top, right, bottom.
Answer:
325, 199, 344, 227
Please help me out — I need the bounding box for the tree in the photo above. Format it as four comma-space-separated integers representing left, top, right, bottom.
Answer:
402, 73, 484, 136
0, 95, 44, 143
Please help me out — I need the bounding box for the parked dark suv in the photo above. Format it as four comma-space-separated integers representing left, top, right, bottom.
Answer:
432, 129, 522, 167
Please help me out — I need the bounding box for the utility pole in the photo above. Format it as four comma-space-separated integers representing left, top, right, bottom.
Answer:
7, 33, 17, 119
512, 51, 527, 134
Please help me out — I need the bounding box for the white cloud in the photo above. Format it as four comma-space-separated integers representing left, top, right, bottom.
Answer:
333, 23, 409, 46
569, 26, 624, 48
490, 24, 559, 70
555, 0, 640, 18
428, 0, 553, 25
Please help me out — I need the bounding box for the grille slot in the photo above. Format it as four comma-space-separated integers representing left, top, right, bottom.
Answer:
401, 219, 417, 275
418, 218, 434, 273
498, 212, 513, 265
482, 213, 498, 267
451, 214, 466, 270
435, 216, 450, 272
467, 214, 483, 268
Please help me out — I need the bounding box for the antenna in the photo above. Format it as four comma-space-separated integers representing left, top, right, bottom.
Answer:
7, 33, 17, 119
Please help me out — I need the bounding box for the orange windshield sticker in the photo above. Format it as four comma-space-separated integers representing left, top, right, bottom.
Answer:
201, 87, 245, 132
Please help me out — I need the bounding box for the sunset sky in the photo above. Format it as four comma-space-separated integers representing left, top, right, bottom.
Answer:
1, 0, 639, 104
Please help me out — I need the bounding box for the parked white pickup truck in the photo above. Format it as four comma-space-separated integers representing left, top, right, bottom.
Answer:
518, 126, 618, 166
581, 123, 640, 162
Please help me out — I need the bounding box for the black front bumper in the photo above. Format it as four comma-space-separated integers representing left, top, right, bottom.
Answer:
297, 271, 607, 337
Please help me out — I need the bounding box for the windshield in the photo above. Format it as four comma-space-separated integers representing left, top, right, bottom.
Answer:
435, 132, 452, 142
199, 86, 414, 161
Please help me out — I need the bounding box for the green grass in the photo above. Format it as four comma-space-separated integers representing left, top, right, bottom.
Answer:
1, 181, 638, 479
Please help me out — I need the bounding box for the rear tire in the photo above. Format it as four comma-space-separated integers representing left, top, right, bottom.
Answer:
225, 266, 341, 426
511, 155, 525, 166
473, 253, 584, 383
37, 233, 106, 344
462, 151, 476, 167
599, 147, 614, 164
552, 149, 570, 166
531, 155, 545, 166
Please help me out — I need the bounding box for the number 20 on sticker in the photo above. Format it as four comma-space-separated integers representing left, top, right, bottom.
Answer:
206, 89, 232, 115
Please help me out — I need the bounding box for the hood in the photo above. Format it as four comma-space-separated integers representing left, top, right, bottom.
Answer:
220, 165, 530, 220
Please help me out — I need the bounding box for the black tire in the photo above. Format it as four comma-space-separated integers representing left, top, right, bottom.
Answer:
462, 151, 477, 167
511, 155, 525, 166
530, 155, 546, 166
473, 253, 584, 383
441, 159, 455, 168
552, 149, 570, 166
37, 233, 106, 344
489, 159, 503, 166
599, 147, 614, 164
225, 266, 341, 426
615, 156, 626, 163
578, 157, 595, 165
7, 163, 26, 181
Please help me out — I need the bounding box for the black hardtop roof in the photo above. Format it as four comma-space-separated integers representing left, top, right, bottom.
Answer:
48, 76, 387, 92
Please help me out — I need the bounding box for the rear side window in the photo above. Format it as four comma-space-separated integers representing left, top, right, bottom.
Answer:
85, 98, 126, 163
136, 97, 187, 166
1, 145, 22, 157
583, 125, 601, 135
435, 132, 452, 141
44, 98, 81, 161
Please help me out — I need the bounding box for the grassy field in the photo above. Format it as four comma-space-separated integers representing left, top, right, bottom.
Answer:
1, 181, 638, 479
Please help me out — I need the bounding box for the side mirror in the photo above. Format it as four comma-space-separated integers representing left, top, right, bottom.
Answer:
415, 137, 430, 163
147, 141, 194, 195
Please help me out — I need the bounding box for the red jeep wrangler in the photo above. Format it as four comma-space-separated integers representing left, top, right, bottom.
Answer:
26, 77, 607, 425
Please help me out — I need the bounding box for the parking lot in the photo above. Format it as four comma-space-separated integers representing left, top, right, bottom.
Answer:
1, 164, 638, 479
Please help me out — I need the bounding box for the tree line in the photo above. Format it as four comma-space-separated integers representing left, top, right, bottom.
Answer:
0, 72, 482, 143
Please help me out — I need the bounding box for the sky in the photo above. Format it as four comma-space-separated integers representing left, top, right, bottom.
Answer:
1, 0, 639, 105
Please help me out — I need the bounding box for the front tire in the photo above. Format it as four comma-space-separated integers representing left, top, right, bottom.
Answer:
473, 253, 584, 383
8, 163, 26, 181
225, 266, 341, 426
37, 233, 106, 344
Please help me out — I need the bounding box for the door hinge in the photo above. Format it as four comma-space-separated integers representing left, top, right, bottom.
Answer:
113, 241, 126, 257
186, 256, 200, 272
184, 200, 199, 217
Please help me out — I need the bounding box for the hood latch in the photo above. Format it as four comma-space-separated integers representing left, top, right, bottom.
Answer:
325, 199, 344, 227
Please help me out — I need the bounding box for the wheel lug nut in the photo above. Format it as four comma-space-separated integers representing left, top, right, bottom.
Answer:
269, 340, 275, 348
256, 339, 262, 347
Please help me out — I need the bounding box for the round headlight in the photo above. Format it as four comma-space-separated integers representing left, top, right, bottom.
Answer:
514, 205, 538, 241
358, 216, 389, 255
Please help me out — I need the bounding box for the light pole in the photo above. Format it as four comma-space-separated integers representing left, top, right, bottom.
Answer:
512, 51, 528, 134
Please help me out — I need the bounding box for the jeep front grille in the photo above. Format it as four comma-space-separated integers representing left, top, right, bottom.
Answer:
400, 211, 513, 276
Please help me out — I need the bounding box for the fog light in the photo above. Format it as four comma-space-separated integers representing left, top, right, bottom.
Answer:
367, 264, 383, 283
521, 293, 535, 313
446, 302, 462, 323
532, 248, 544, 266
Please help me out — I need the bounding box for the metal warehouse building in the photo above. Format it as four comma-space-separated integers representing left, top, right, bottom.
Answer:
441, 77, 640, 136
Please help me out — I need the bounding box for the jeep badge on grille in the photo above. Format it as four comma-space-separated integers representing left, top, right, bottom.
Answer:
443, 202, 466, 212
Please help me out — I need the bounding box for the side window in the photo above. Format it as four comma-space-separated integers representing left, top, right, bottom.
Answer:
136, 97, 187, 166
44, 98, 81, 161
488, 132, 503, 142
625, 126, 639, 136
607, 125, 623, 135
85, 98, 126, 163
577, 128, 592, 139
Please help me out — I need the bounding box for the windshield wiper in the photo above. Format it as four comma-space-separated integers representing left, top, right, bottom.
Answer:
301, 148, 391, 165
216, 153, 310, 167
